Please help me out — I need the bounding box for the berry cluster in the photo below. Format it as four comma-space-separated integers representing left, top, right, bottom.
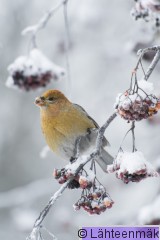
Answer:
53, 164, 114, 215
53, 168, 93, 189
131, 0, 160, 27
53, 168, 78, 189
73, 186, 114, 215
115, 91, 159, 122
116, 169, 149, 184
11, 70, 52, 91
131, 1, 149, 21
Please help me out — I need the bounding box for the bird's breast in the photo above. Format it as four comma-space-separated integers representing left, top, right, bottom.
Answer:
40, 105, 95, 159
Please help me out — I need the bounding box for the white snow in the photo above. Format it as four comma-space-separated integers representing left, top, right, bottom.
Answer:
138, 80, 154, 95
65, 155, 89, 173
5, 76, 17, 89
138, 194, 160, 224
114, 92, 139, 110
117, 151, 148, 174
65, 156, 95, 181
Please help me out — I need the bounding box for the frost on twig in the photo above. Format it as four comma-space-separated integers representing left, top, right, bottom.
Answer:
6, 49, 65, 91
107, 151, 159, 184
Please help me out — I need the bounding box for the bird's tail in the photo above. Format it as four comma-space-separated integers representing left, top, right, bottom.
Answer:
96, 148, 113, 172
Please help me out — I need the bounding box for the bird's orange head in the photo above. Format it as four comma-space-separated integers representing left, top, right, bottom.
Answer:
35, 89, 69, 108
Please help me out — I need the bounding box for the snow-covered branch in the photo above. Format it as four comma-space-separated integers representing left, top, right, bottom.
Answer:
27, 112, 116, 240
137, 46, 160, 81
22, 0, 68, 47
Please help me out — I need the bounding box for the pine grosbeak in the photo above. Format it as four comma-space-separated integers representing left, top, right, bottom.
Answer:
35, 90, 113, 171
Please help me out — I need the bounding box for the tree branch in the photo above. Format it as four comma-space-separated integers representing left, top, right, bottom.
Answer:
137, 46, 160, 81
22, 0, 68, 47
27, 111, 117, 240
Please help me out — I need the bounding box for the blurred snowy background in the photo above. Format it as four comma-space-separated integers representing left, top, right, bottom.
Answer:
0, 0, 160, 239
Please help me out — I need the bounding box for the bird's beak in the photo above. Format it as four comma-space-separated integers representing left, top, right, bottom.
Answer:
35, 97, 46, 107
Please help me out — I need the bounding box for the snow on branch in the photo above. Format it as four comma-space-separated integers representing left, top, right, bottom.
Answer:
137, 46, 160, 81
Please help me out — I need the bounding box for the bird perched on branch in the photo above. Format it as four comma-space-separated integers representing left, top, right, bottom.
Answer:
35, 89, 113, 171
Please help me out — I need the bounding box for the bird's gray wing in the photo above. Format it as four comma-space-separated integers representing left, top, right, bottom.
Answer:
73, 103, 110, 147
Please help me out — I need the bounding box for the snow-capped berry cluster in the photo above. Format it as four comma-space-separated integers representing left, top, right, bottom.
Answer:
6, 49, 65, 91
131, 0, 160, 27
73, 185, 114, 215
115, 92, 159, 121
107, 151, 159, 184
53, 168, 93, 189
115, 81, 160, 122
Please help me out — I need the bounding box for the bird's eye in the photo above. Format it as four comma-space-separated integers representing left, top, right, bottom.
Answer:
40, 96, 45, 100
48, 97, 54, 101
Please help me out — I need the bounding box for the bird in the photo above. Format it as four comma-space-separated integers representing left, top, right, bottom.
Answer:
35, 89, 113, 171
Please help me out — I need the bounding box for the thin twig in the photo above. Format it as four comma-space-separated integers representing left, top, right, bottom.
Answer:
143, 49, 160, 81
131, 121, 136, 152
118, 124, 135, 152
22, 0, 67, 48
137, 46, 160, 81
95, 112, 117, 151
